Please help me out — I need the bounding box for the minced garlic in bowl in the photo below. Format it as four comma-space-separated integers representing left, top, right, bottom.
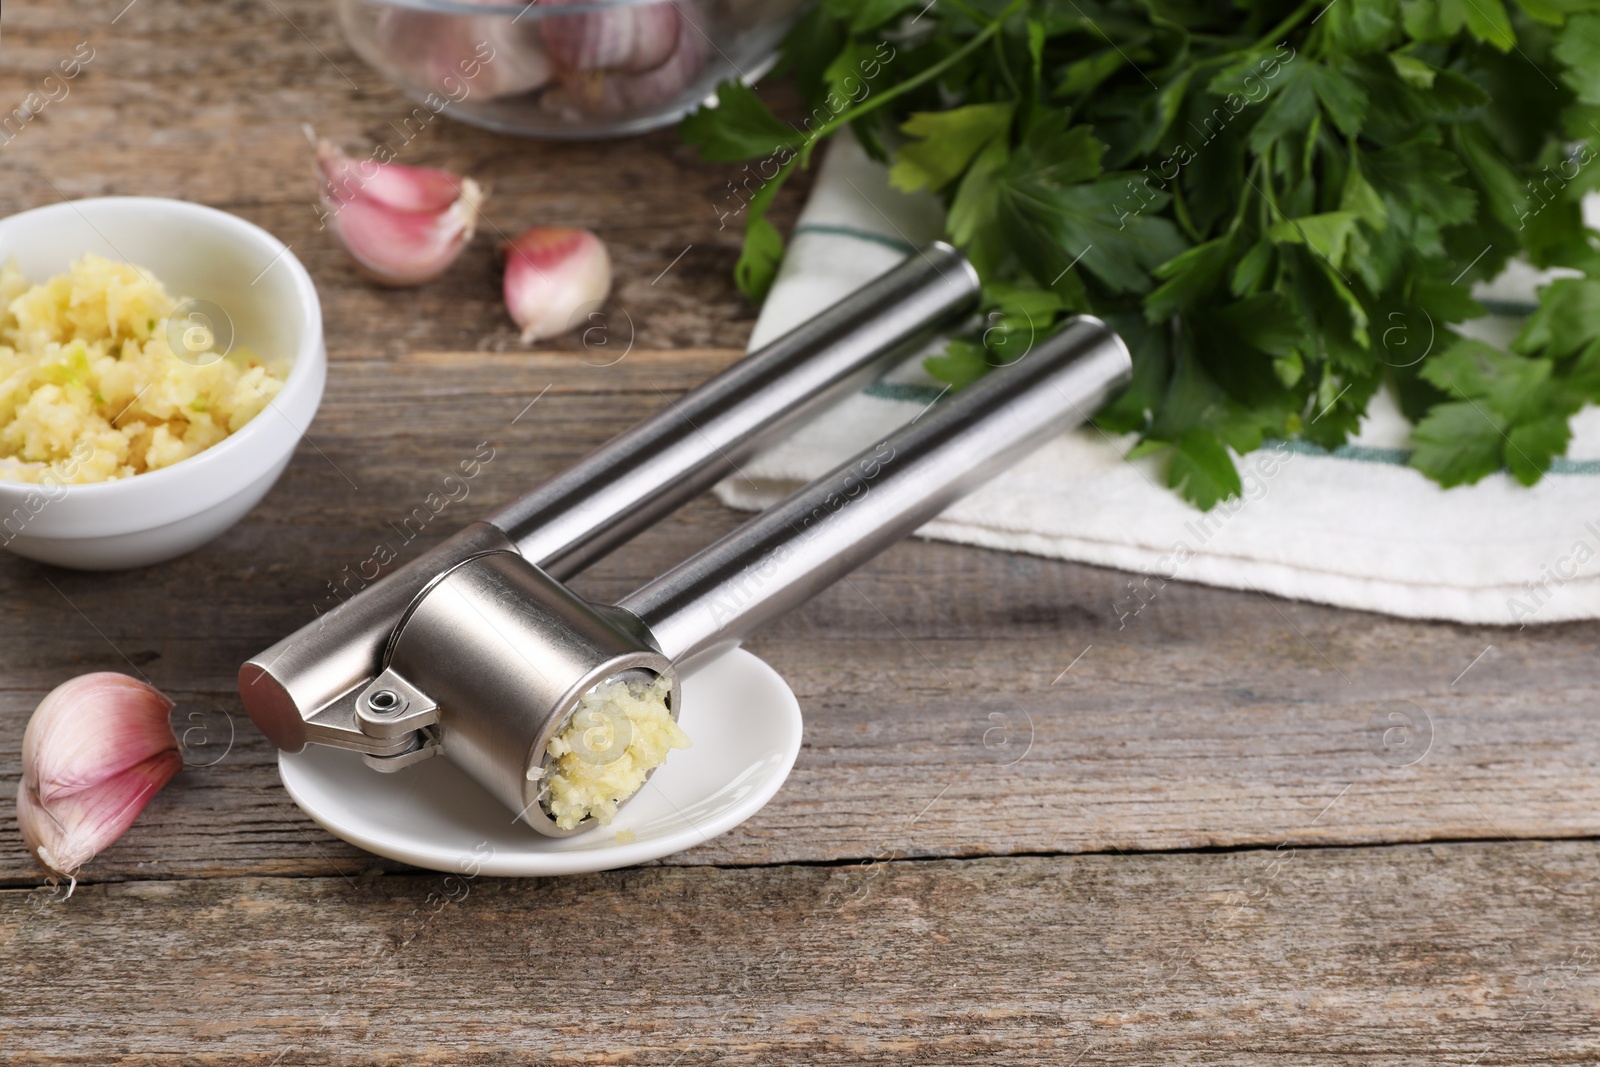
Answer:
534, 672, 690, 830
0, 253, 283, 485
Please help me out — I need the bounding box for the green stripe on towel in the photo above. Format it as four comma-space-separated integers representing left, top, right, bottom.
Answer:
1277, 438, 1600, 474
1476, 298, 1540, 318
792, 224, 918, 254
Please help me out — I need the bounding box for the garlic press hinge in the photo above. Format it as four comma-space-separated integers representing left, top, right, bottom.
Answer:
296, 668, 441, 764
353, 668, 442, 772
354, 668, 438, 738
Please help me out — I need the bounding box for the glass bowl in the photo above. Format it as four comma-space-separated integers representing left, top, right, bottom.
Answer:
336, 0, 804, 139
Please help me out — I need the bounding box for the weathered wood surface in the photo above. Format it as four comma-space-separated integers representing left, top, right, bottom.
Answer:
2, 0, 1599, 1062
4, 842, 1599, 1064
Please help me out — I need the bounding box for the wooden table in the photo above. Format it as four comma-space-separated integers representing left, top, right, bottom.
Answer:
3, 2, 1598, 1062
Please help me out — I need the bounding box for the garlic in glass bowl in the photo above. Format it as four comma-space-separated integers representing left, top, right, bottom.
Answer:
335, 0, 805, 139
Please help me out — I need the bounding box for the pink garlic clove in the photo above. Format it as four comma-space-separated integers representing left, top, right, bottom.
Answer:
502, 227, 613, 343
539, 0, 680, 74
16, 672, 183, 890
317, 138, 465, 214
542, 7, 708, 120
614, 13, 708, 110
374, 7, 554, 100
314, 137, 484, 288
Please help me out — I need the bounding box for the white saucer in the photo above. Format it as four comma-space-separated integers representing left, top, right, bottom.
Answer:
278, 648, 803, 876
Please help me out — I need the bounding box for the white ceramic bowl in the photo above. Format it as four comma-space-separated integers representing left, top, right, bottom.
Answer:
0, 197, 325, 570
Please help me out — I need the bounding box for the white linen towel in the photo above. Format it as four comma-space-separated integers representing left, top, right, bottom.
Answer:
712, 134, 1600, 626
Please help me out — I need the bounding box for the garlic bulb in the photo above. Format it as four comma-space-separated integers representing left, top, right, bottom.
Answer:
16, 673, 183, 890
315, 137, 484, 287
375, 6, 554, 100
502, 227, 613, 343
539, 0, 680, 74
542, 10, 708, 120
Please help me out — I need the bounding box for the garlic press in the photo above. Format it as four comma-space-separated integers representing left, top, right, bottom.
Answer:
241, 247, 1130, 835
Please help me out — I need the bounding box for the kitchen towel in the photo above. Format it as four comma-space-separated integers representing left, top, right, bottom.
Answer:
713, 134, 1600, 626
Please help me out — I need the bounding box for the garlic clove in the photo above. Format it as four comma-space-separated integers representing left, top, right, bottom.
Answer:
331, 189, 483, 288
16, 673, 183, 888
539, 0, 680, 74
374, 8, 554, 100
502, 227, 613, 343
316, 138, 465, 214
542, 7, 708, 120
614, 13, 708, 111
314, 137, 484, 288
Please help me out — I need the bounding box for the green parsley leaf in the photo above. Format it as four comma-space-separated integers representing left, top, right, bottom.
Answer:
1514, 276, 1600, 357
948, 136, 1014, 281
1411, 337, 1589, 483
1388, 52, 1436, 88
1267, 211, 1363, 268
1167, 429, 1243, 509
926, 337, 993, 389
1409, 401, 1510, 485
735, 203, 786, 302
1403, 0, 1516, 51
995, 114, 1179, 295
1554, 12, 1600, 103
680, 81, 803, 163
890, 103, 1016, 193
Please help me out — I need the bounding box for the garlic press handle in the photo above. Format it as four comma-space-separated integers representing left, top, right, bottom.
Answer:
241, 244, 977, 753
619, 317, 1132, 666
493, 242, 981, 578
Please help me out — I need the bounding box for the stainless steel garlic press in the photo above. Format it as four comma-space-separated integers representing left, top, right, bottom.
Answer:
241, 246, 1130, 836
240, 244, 977, 759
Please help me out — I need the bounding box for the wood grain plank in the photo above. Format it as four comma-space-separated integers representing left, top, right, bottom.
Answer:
1, 353, 1596, 884
3, 841, 1598, 1064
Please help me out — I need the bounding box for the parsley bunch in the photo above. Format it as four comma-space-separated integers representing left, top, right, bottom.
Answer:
681, 0, 1600, 507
